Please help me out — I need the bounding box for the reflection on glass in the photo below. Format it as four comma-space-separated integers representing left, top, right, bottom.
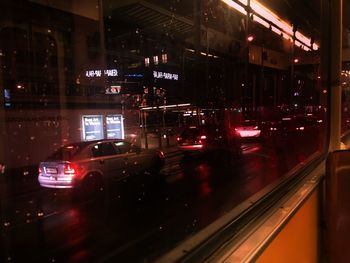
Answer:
0, 0, 326, 261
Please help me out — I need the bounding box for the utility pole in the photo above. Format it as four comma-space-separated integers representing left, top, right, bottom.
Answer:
194, 0, 202, 106
243, 0, 251, 116
0, 49, 6, 171
290, 25, 296, 108
327, 0, 342, 151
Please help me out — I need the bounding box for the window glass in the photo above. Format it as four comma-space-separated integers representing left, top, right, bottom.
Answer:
92, 142, 116, 157
46, 145, 82, 161
114, 141, 131, 154
0, 0, 327, 262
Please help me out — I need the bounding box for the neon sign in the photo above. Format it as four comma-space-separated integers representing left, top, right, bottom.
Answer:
153, 71, 179, 81
85, 69, 118, 78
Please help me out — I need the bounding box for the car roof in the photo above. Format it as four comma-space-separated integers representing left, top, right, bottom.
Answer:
185, 124, 226, 129
63, 139, 126, 148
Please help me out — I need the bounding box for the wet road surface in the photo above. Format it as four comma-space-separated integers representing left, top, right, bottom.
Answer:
0, 139, 320, 262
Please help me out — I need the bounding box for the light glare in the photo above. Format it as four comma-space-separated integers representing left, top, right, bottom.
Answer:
221, 0, 317, 50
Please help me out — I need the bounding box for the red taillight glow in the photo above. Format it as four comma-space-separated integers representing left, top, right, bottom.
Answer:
247, 35, 254, 42
158, 151, 165, 160
64, 164, 76, 176
200, 135, 207, 140
235, 127, 261, 138
179, 144, 203, 150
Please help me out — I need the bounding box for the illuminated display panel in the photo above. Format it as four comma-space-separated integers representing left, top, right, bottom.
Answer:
82, 115, 104, 141
106, 114, 124, 139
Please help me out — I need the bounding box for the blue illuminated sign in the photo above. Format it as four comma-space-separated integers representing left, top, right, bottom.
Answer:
4, 89, 11, 108
125, 74, 144, 77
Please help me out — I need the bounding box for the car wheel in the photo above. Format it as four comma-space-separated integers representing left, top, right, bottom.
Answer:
149, 156, 163, 175
145, 156, 164, 185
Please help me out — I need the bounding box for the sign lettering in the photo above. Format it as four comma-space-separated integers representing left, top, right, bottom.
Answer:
85, 69, 118, 78
153, 71, 179, 81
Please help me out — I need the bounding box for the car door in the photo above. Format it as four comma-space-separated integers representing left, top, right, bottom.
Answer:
114, 141, 142, 176
90, 142, 124, 179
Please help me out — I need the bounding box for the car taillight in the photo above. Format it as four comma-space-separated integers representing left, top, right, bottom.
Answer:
177, 137, 181, 141
64, 163, 76, 176
200, 135, 207, 140
158, 151, 165, 160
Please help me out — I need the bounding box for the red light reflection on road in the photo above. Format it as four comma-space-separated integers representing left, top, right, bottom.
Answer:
241, 146, 281, 196
69, 249, 90, 262
242, 144, 262, 154
196, 164, 212, 196
62, 208, 91, 259
200, 182, 212, 196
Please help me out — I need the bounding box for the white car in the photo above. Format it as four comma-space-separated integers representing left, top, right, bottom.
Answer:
38, 139, 165, 192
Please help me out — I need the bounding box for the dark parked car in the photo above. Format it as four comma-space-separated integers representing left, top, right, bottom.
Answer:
38, 139, 165, 191
177, 125, 241, 155
263, 114, 324, 149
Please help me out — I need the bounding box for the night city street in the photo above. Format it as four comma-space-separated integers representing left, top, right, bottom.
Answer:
1, 0, 344, 261
0, 136, 319, 262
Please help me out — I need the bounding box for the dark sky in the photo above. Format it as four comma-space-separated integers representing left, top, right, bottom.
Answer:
257, 0, 349, 39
